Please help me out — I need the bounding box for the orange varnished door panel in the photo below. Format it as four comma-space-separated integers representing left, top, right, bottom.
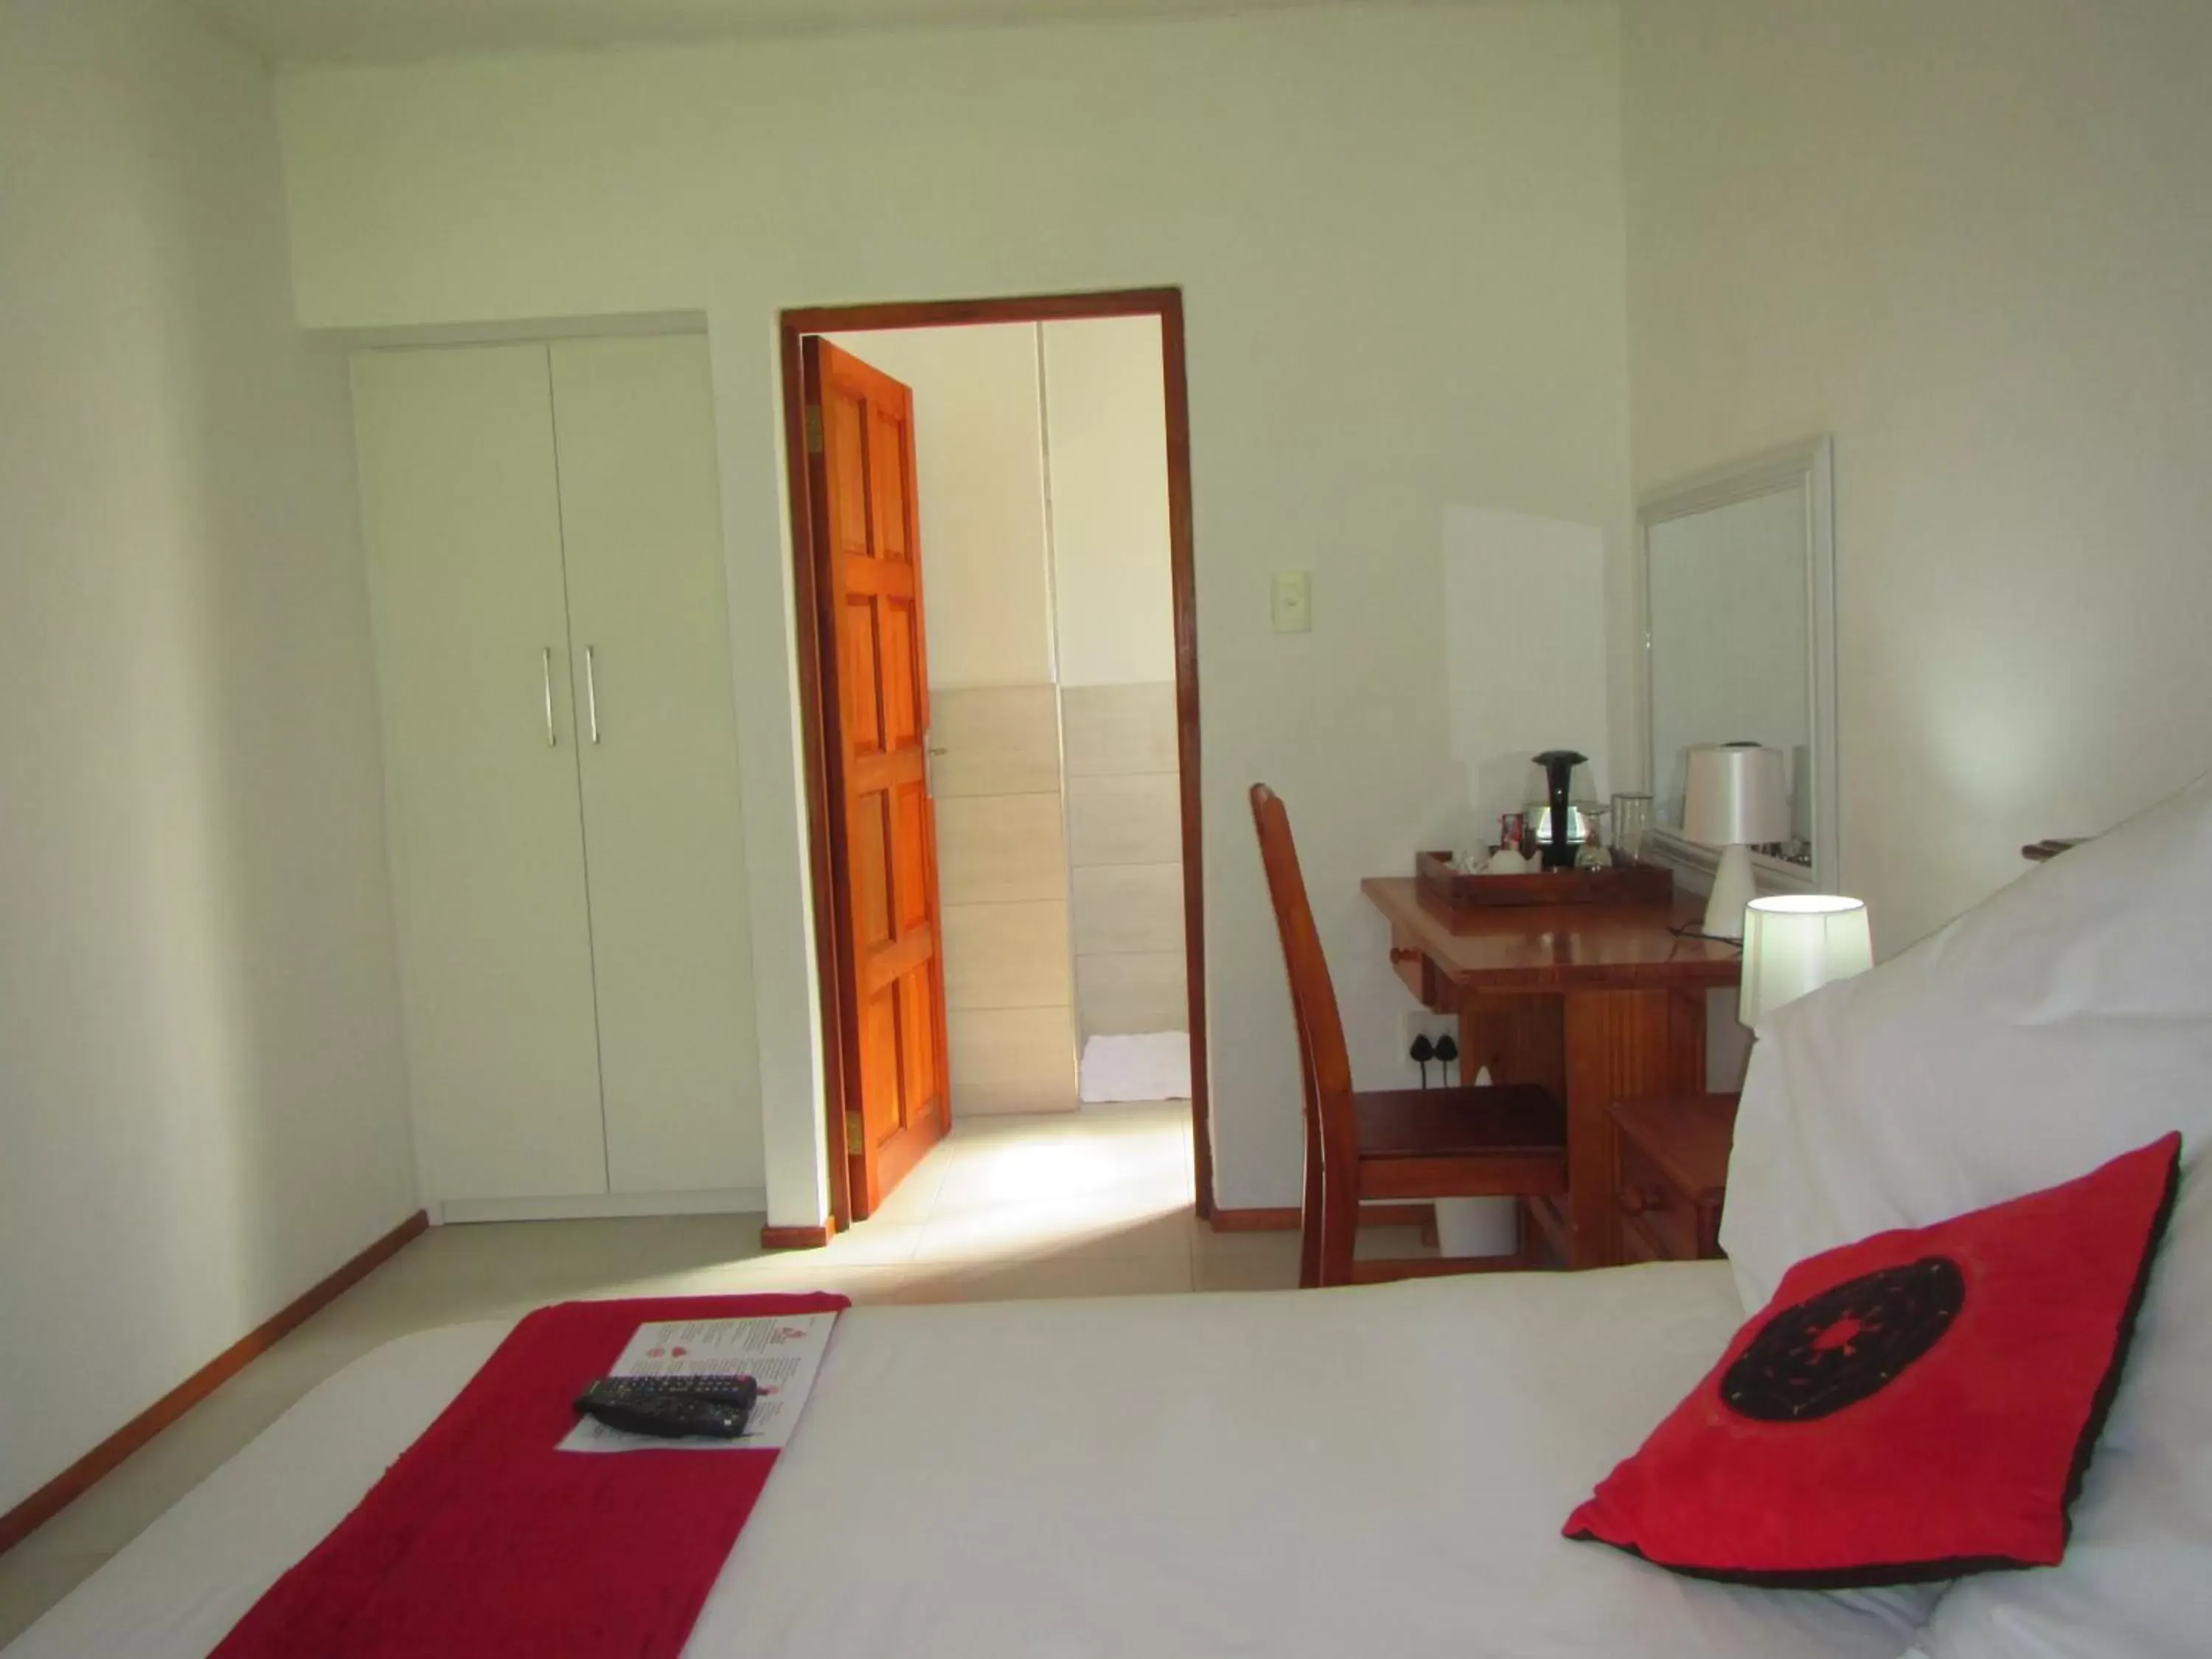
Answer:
805, 338, 952, 1219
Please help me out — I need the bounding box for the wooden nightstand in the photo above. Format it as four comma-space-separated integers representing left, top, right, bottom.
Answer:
1609, 1095, 1740, 1263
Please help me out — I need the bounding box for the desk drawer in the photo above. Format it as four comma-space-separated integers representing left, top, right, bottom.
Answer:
1388, 925, 1446, 1011
1617, 1133, 1703, 1262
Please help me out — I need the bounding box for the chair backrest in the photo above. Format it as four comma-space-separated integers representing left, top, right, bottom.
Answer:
1249, 784, 1353, 1100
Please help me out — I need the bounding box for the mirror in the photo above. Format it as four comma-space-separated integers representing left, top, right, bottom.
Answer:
1641, 437, 1837, 892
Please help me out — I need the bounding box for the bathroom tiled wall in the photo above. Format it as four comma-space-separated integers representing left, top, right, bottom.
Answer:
1062, 683, 1189, 1043
931, 684, 1077, 1113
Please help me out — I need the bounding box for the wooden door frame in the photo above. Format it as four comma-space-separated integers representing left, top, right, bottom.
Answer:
778, 287, 1211, 1235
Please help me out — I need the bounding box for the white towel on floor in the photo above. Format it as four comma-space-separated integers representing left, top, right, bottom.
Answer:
1078, 1032, 1191, 1104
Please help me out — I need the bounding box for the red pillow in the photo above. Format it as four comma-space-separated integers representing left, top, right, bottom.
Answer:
1565, 1131, 2181, 1588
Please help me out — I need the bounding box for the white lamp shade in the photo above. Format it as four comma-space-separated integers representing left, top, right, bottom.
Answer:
1681, 744, 1792, 846
1739, 895, 1874, 1029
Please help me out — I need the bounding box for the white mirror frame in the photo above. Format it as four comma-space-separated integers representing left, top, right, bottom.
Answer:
1639, 436, 1838, 897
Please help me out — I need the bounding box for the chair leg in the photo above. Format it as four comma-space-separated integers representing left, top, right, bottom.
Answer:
1513, 1198, 1547, 1269
1298, 1116, 1324, 1290
1318, 1153, 1360, 1288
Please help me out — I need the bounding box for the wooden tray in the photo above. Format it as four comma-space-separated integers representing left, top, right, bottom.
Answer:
1416, 849, 1674, 910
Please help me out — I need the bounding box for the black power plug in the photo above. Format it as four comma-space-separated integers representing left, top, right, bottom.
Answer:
1433, 1034, 1460, 1085
1409, 1032, 1436, 1088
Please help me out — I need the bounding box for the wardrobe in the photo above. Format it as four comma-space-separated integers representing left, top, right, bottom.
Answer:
351, 335, 762, 1217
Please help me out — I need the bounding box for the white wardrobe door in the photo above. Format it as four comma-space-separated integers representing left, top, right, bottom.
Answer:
549, 335, 762, 1194
352, 344, 610, 1203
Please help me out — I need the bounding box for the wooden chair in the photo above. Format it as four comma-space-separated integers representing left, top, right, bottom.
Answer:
1250, 784, 1569, 1288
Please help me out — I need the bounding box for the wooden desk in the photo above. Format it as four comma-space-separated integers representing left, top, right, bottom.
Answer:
1360, 877, 1740, 1269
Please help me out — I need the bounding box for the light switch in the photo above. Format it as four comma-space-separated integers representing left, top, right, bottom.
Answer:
1270, 570, 1312, 633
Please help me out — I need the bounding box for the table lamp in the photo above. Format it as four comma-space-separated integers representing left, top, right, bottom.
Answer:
1681, 742, 1792, 940
1739, 895, 1874, 1029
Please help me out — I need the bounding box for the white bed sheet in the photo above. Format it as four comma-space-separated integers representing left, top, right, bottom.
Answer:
7, 1265, 1920, 1659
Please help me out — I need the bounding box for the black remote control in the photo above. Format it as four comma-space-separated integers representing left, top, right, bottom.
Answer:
574, 1374, 759, 1440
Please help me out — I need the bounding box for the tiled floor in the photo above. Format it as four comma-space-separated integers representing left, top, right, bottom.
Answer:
0, 1104, 1433, 1646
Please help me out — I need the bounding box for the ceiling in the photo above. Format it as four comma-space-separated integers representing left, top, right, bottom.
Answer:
194, 0, 1498, 66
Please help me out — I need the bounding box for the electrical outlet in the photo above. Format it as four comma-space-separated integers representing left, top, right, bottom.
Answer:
1401, 1011, 1459, 1081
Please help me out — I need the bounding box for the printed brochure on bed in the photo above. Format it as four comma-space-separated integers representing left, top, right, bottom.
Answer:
559, 1311, 839, 1453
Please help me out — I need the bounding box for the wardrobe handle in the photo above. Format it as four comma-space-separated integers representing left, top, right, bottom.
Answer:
541, 647, 557, 747
585, 646, 600, 745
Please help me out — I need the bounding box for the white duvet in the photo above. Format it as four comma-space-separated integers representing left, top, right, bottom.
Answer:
7, 1266, 1919, 1659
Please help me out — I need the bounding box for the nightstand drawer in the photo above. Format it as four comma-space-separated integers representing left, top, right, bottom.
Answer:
1617, 1133, 1705, 1262
1610, 1094, 1737, 1264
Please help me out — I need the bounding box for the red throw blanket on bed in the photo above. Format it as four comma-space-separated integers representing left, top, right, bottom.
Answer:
210, 1293, 848, 1659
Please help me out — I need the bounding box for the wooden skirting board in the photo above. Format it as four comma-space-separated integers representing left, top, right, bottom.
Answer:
759, 1222, 835, 1251
0, 1208, 428, 1559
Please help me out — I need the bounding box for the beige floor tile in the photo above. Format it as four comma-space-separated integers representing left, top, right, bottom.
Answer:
889, 1253, 1192, 1304
1352, 1225, 1441, 1262
807, 1221, 928, 1265
1189, 1216, 1445, 1283
1192, 1235, 1301, 1293
947, 1102, 1185, 1148
855, 1149, 950, 1227
583, 1262, 925, 1307
933, 1135, 1189, 1211
1192, 1219, 1303, 1257
914, 1200, 1194, 1265
0, 1537, 111, 1650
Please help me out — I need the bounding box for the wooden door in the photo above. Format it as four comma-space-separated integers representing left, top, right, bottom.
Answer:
804, 338, 951, 1218
549, 335, 761, 1197
352, 344, 608, 1203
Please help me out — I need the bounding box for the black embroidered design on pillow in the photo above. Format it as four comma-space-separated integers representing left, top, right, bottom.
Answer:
1722, 1256, 1965, 1423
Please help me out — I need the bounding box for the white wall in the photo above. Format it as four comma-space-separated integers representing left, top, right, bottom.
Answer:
823, 325, 1054, 689
1442, 507, 1614, 841
273, 2, 1633, 1217
1043, 316, 1176, 689
0, 0, 417, 1517
1623, 0, 2212, 952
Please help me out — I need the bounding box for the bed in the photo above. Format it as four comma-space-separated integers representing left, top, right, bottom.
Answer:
4, 1263, 1919, 1659
21, 778, 2212, 1659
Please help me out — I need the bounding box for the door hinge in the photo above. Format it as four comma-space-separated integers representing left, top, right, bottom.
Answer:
804, 405, 824, 456
845, 1109, 864, 1155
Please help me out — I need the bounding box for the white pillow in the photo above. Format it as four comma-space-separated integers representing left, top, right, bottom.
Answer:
1906, 1158, 2212, 1658
1721, 772, 2212, 1655
1721, 770, 2212, 1311
1902, 1453, 2212, 1659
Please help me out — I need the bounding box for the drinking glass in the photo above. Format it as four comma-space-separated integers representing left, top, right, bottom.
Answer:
1610, 793, 1653, 863
1576, 805, 1610, 871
